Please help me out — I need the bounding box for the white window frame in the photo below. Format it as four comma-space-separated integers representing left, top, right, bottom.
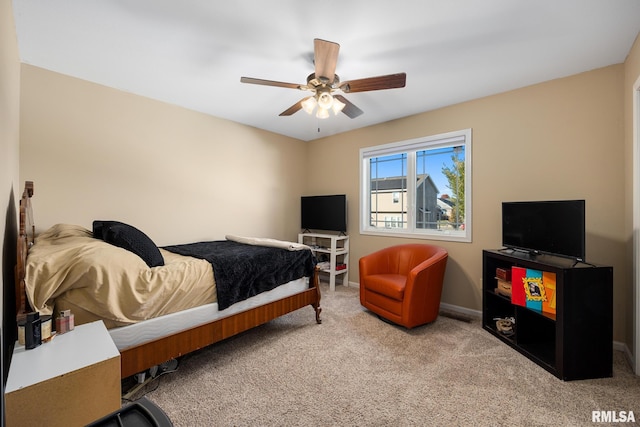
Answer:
359, 128, 472, 243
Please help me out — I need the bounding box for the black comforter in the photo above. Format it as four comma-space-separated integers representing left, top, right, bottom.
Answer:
163, 240, 316, 311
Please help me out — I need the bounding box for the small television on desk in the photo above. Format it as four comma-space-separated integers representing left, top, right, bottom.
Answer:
301, 194, 347, 233
502, 199, 586, 261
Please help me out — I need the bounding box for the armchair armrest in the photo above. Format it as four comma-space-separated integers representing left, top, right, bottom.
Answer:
403, 249, 448, 317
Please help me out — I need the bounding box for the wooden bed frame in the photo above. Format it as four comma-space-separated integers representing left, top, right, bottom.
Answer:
15, 181, 322, 378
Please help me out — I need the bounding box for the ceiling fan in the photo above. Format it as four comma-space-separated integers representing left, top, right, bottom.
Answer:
240, 39, 406, 119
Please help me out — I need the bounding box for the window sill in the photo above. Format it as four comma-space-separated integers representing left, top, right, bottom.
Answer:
359, 228, 471, 243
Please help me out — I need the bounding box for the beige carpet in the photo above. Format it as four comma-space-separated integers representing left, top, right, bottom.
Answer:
136, 284, 640, 426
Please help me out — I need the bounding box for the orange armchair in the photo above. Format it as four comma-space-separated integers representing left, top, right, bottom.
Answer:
359, 244, 448, 328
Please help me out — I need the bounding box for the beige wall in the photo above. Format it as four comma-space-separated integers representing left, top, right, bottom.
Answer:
1, 0, 21, 374
624, 33, 640, 356
308, 65, 627, 341
19, 65, 308, 246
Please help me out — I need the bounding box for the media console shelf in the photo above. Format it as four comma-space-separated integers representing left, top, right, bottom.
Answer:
482, 249, 613, 380
299, 233, 349, 291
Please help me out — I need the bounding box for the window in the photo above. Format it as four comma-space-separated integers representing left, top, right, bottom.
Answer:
360, 129, 472, 242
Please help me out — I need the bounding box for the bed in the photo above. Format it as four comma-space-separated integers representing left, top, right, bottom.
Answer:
15, 181, 322, 378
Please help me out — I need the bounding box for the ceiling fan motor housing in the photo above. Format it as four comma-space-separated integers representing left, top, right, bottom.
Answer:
305, 73, 340, 90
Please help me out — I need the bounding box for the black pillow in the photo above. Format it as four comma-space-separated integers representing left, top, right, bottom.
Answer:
93, 220, 164, 267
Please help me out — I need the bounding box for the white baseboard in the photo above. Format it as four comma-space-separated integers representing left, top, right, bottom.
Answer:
614, 340, 628, 354
439, 302, 482, 319
616, 341, 637, 373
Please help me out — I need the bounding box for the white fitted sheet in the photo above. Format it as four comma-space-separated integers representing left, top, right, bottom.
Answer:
110, 277, 308, 351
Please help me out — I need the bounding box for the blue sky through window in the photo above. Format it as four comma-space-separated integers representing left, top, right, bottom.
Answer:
370, 147, 462, 197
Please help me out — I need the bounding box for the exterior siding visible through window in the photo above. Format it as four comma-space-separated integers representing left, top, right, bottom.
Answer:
359, 129, 472, 242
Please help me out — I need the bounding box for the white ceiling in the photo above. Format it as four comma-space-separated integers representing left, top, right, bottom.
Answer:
12, 0, 640, 141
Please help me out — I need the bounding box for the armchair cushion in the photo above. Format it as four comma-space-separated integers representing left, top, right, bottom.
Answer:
362, 274, 406, 301
359, 243, 448, 328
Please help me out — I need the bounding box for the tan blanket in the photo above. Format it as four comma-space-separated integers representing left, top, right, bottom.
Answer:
25, 224, 215, 328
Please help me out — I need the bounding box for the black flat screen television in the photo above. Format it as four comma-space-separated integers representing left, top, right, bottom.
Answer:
301, 194, 347, 233
502, 199, 586, 261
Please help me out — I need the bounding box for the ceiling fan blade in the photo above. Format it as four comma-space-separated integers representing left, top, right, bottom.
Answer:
314, 39, 340, 84
339, 73, 406, 93
240, 77, 302, 90
334, 95, 363, 119
279, 97, 311, 116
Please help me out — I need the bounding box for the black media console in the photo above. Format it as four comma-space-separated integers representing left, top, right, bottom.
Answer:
482, 249, 613, 380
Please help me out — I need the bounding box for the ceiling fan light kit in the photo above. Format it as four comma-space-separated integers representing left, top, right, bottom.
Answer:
301, 96, 316, 114
331, 97, 346, 115
240, 38, 406, 120
317, 91, 333, 110
298, 89, 343, 119
316, 106, 330, 119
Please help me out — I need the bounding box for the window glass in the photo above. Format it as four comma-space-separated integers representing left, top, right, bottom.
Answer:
360, 129, 471, 242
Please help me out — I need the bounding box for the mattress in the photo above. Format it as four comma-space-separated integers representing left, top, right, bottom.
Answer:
109, 277, 308, 351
